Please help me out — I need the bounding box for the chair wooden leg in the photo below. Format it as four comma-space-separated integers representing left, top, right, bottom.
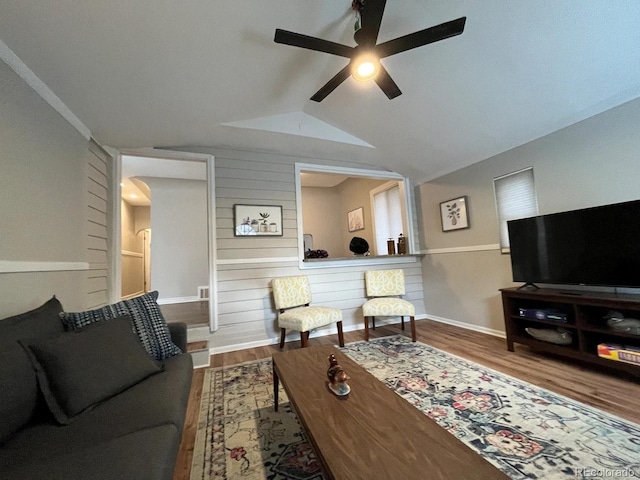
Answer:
372, 316, 376, 330
410, 316, 416, 342
300, 331, 309, 348
279, 328, 286, 349
401, 316, 405, 330
337, 321, 345, 347
364, 316, 370, 341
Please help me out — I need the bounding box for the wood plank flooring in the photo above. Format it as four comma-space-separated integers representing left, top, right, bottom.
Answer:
161, 301, 209, 327
173, 319, 640, 480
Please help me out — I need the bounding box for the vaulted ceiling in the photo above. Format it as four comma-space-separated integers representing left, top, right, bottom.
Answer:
2, 1, 639, 182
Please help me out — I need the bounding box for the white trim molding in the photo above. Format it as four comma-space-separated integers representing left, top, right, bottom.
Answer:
156, 296, 200, 305
422, 244, 501, 255
424, 313, 506, 338
0, 40, 91, 140
210, 314, 505, 354
217, 257, 299, 265
0, 261, 90, 274
121, 250, 143, 258
294, 162, 415, 269
115, 148, 217, 333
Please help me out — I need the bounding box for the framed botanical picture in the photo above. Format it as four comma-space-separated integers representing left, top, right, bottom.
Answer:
347, 207, 365, 232
234, 204, 283, 236
440, 196, 469, 232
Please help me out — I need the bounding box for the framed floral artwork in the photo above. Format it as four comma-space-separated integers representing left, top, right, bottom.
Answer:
234, 204, 283, 236
440, 196, 469, 232
347, 207, 365, 232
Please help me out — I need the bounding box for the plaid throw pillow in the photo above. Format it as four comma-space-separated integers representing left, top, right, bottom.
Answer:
59, 291, 181, 360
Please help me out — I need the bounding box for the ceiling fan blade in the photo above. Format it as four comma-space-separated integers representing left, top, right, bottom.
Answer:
375, 17, 466, 58
310, 65, 351, 102
275, 29, 354, 58
353, 0, 386, 47
374, 64, 402, 100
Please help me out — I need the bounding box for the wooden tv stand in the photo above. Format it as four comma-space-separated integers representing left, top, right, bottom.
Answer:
500, 287, 640, 376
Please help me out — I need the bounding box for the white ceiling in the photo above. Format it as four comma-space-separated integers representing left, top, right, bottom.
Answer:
2, 1, 640, 182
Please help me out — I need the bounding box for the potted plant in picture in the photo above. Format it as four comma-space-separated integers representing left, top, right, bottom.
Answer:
447, 202, 461, 225
259, 212, 270, 233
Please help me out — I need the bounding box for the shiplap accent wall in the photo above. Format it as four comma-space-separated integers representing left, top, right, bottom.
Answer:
182, 147, 425, 352
86, 139, 112, 309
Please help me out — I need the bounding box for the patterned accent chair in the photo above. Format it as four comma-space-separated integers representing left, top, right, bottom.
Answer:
272, 275, 344, 348
362, 269, 416, 342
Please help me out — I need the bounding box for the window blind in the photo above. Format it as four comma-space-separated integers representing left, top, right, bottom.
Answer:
373, 185, 403, 255
494, 167, 538, 253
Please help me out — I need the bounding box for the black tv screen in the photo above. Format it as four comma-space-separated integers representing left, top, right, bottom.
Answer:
507, 200, 640, 288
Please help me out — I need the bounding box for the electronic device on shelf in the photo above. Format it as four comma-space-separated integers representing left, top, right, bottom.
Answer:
507, 199, 640, 289
518, 308, 567, 323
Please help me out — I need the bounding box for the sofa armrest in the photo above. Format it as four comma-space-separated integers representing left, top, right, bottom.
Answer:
168, 322, 188, 353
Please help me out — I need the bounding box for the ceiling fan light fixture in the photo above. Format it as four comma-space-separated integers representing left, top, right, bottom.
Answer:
352, 54, 380, 81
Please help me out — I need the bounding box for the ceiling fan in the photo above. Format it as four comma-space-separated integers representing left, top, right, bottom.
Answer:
274, 0, 466, 102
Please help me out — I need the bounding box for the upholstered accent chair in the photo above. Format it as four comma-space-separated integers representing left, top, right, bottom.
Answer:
272, 275, 344, 348
362, 269, 416, 342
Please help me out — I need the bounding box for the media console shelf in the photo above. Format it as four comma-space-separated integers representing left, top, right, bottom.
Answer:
500, 287, 640, 377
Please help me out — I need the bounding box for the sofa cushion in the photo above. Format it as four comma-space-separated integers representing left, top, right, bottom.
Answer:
0, 296, 64, 443
1, 424, 181, 480
59, 291, 181, 360
20, 315, 163, 424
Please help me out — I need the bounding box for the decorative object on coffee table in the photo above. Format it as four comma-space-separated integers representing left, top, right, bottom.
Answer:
326, 353, 350, 396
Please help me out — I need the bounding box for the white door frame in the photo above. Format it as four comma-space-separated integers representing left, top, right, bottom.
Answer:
110, 148, 218, 332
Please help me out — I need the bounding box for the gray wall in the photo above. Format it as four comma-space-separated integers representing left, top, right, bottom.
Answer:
0, 59, 110, 318
301, 177, 387, 258
121, 200, 144, 298
182, 147, 425, 352
337, 177, 387, 256
142, 177, 209, 301
301, 186, 344, 257
418, 97, 640, 334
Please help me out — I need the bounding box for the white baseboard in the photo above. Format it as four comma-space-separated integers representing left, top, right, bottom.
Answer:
425, 314, 506, 338
156, 296, 200, 305
209, 316, 496, 355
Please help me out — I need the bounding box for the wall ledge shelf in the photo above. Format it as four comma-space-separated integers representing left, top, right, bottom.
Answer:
302, 254, 422, 269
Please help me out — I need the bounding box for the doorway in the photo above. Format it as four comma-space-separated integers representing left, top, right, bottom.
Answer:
112, 149, 217, 331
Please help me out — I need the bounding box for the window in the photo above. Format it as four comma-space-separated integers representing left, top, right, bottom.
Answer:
295, 163, 412, 266
493, 167, 538, 253
371, 182, 405, 255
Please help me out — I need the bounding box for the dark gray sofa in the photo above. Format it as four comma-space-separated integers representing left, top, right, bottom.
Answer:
0, 296, 193, 480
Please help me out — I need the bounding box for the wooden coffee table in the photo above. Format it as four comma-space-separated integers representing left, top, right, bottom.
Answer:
272, 345, 509, 480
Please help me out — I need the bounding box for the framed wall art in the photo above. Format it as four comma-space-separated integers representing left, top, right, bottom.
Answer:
234, 204, 283, 236
347, 207, 365, 232
440, 196, 469, 232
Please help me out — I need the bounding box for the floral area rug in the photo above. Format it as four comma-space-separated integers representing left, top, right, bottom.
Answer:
190, 336, 640, 479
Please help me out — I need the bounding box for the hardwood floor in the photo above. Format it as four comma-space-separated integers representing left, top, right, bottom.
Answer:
161, 301, 209, 327
172, 319, 640, 480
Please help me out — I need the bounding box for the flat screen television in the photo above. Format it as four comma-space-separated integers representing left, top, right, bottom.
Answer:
507, 200, 640, 288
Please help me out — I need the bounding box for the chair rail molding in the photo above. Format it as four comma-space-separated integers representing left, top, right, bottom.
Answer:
0, 261, 90, 273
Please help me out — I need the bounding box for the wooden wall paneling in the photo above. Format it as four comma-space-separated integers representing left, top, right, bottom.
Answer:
86, 139, 112, 309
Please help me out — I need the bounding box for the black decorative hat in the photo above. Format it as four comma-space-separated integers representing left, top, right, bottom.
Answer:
349, 237, 369, 255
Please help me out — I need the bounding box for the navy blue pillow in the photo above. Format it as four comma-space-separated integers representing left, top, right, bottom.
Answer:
59, 291, 181, 361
